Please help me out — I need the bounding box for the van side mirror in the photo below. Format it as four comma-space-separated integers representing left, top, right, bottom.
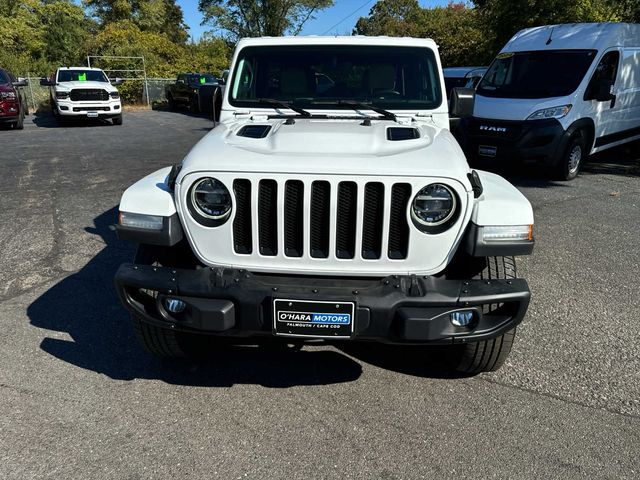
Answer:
40, 77, 54, 87
13, 78, 28, 87
449, 87, 475, 118
586, 80, 614, 102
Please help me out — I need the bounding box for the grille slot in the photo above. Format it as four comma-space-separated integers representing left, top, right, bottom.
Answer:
258, 180, 278, 256
362, 182, 384, 259
69, 89, 109, 101
284, 180, 304, 257
310, 181, 330, 258
232, 179, 252, 254
336, 182, 358, 259
388, 183, 411, 259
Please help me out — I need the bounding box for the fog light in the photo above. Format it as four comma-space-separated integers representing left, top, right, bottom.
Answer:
119, 211, 163, 230
450, 310, 476, 327
165, 298, 186, 314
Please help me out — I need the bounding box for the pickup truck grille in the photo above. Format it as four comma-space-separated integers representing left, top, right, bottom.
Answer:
231, 178, 411, 260
69, 89, 109, 101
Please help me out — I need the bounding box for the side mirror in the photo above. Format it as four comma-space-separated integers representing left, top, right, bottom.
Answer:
112, 78, 123, 86
40, 77, 53, 87
212, 86, 222, 126
177, 79, 185, 85
13, 78, 28, 87
221, 69, 229, 83
594, 82, 614, 102
449, 87, 475, 118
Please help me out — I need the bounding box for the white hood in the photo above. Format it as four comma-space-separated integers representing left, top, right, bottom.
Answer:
473, 93, 573, 121
179, 117, 470, 181
56, 81, 118, 93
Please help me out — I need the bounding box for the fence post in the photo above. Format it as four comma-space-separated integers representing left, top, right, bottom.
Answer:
27, 72, 36, 111
142, 56, 150, 106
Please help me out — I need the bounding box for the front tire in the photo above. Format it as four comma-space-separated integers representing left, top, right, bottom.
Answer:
130, 244, 208, 359
112, 114, 123, 126
555, 132, 587, 181
13, 110, 24, 130
447, 256, 518, 374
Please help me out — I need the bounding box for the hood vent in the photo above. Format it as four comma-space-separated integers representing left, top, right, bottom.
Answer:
237, 125, 272, 139
387, 127, 420, 141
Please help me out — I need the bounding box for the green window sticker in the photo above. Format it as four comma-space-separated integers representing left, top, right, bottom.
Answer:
200, 77, 206, 84
78, 72, 87, 81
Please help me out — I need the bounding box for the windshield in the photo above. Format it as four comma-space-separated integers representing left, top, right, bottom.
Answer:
477, 50, 597, 99
230, 45, 442, 111
188, 74, 218, 85
58, 70, 109, 83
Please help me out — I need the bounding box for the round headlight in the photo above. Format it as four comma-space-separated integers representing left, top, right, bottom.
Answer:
411, 183, 457, 229
188, 178, 232, 226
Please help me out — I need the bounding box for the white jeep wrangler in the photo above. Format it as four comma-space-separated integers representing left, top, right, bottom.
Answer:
114, 37, 534, 374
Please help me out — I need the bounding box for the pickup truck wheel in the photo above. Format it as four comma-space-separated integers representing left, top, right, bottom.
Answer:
189, 95, 200, 113
130, 244, 208, 359
448, 256, 518, 374
555, 132, 586, 181
112, 114, 123, 126
167, 93, 176, 111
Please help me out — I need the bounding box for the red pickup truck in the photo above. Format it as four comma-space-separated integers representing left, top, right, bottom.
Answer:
0, 68, 28, 130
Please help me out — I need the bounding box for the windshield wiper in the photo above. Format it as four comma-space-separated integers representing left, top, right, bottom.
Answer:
310, 99, 397, 122
257, 98, 311, 117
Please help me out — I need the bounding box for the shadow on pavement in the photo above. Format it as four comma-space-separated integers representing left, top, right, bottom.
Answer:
27, 207, 362, 387
32, 111, 117, 128
582, 140, 640, 177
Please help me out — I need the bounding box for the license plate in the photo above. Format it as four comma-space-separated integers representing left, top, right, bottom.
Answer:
273, 299, 354, 338
87, 112, 99, 118
478, 145, 497, 157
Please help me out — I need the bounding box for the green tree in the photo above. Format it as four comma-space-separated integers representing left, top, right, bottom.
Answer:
83, 0, 189, 42
355, 1, 490, 66
198, 0, 334, 40
474, 0, 621, 52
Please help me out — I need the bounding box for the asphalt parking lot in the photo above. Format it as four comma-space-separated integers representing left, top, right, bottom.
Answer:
1, 110, 639, 479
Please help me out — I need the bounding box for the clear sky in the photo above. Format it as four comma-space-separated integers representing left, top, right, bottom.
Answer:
178, 0, 454, 41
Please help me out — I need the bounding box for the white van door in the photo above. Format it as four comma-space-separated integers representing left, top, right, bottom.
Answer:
583, 50, 621, 152
612, 49, 640, 146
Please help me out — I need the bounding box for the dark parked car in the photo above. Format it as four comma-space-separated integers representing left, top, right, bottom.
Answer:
443, 66, 487, 97
165, 73, 223, 114
0, 68, 29, 130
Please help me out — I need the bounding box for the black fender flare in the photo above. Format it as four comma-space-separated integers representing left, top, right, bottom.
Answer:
564, 118, 596, 153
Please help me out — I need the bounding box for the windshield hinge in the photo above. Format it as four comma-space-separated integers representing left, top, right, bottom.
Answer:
233, 110, 251, 118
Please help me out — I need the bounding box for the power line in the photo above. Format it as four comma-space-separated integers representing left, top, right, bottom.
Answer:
321, 0, 376, 35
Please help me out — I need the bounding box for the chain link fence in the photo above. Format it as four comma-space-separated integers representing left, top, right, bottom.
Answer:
20, 76, 175, 112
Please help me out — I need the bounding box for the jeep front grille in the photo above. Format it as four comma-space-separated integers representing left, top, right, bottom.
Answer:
231, 179, 411, 261
69, 89, 110, 101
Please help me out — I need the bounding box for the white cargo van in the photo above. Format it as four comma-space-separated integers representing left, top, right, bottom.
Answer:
461, 23, 640, 180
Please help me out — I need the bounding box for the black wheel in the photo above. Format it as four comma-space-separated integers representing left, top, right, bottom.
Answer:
447, 256, 518, 374
130, 244, 208, 358
555, 132, 587, 181
13, 110, 24, 130
167, 93, 176, 111
112, 114, 123, 126
189, 94, 200, 113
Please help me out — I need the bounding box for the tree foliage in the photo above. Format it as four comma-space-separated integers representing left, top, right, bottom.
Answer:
198, 0, 333, 40
355, 0, 490, 65
356, 0, 640, 66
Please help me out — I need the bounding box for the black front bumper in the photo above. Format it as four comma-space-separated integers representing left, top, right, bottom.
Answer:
461, 117, 568, 167
115, 264, 531, 345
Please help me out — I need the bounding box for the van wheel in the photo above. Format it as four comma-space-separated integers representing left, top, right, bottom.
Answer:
131, 244, 209, 359
446, 256, 518, 374
556, 132, 586, 181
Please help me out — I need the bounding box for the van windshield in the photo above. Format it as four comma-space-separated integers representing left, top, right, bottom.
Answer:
229, 45, 442, 111
477, 50, 597, 99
